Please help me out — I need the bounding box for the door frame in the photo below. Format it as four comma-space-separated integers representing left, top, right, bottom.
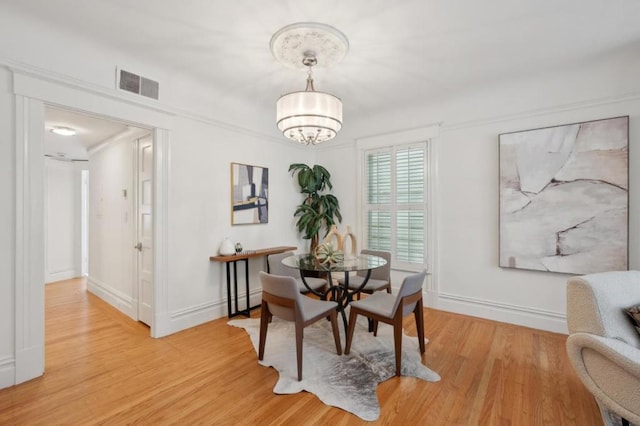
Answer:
80, 169, 89, 277
12, 69, 173, 385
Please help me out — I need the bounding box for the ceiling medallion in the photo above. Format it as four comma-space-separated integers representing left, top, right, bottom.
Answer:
271, 23, 349, 145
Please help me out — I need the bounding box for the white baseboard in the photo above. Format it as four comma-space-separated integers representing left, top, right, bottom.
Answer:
168, 290, 262, 335
0, 357, 15, 390
45, 269, 79, 284
425, 289, 439, 307
87, 276, 137, 321
436, 292, 568, 334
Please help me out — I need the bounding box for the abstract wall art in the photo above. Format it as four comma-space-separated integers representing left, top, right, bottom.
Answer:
231, 162, 268, 225
499, 116, 628, 274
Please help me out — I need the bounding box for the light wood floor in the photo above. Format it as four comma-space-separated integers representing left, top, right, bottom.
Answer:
0, 278, 601, 425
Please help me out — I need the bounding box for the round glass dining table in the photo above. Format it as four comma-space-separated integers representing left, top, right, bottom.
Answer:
281, 253, 387, 331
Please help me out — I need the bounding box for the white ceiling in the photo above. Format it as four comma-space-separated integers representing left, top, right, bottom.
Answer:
44, 107, 131, 161
11, 0, 640, 141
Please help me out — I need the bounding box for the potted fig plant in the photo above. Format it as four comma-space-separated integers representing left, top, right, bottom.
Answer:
289, 163, 342, 253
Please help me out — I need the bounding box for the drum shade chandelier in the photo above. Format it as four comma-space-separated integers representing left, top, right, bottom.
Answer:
271, 23, 349, 145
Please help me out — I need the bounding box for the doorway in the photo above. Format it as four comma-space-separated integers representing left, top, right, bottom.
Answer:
13, 72, 171, 386
44, 105, 153, 326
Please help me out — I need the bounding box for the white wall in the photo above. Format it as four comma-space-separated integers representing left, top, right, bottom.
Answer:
319, 48, 640, 333
0, 67, 16, 387
82, 120, 312, 332
166, 117, 312, 331
44, 158, 84, 283
436, 105, 639, 333
87, 136, 136, 318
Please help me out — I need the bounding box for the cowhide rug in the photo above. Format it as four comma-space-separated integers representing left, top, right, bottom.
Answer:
228, 315, 440, 421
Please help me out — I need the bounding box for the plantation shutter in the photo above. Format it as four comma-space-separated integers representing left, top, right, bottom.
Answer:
365, 143, 427, 269
366, 152, 391, 251
395, 146, 425, 264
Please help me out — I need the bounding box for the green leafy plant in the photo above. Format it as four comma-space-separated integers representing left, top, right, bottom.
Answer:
289, 163, 342, 251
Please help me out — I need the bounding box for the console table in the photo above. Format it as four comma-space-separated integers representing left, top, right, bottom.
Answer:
210, 245, 296, 318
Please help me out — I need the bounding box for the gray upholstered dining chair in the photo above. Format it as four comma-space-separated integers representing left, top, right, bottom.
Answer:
258, 272, 342, 381
344, 270, 427, 376
267, 251, 327, 294
337, 249, 391, 299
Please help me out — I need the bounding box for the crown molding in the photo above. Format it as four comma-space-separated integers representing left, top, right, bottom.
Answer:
0, 56, 293, 146
442, 90, 640, 132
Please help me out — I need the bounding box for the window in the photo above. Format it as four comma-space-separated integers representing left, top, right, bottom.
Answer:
364, 142, 428, 270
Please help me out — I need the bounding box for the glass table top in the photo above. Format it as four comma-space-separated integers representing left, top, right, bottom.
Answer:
281, 253, 387, 273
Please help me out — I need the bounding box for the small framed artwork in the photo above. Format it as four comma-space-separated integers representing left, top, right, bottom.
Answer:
231, 162, 269, 225
499, 116, 628, 274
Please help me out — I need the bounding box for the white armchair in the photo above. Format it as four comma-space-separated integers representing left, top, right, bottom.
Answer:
566, 271, 640, 426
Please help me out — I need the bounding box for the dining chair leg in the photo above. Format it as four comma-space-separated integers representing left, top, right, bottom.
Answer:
367, 318, 374, 333
414, 298, 425, 353
344, 307, 359, 354
296, 321, 304, 381
295, 321, 304, 381
329, 310, 342, 355
258, 302, 270, 361
393, 314, 403, 376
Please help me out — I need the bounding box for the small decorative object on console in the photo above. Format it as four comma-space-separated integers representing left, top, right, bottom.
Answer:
219, 237, 235, 256
235, 242, 243, 254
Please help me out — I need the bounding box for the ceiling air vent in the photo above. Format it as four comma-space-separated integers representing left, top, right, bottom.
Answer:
117, 68, 159, 100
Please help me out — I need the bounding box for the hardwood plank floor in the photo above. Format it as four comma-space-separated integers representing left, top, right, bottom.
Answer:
0, 278, 601, 425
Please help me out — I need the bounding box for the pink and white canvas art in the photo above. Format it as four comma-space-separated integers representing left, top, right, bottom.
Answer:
499, 116, 628, 274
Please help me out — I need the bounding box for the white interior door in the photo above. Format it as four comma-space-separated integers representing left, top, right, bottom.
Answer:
137, 135, 153, 325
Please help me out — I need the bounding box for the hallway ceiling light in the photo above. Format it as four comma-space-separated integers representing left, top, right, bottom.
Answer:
271, 23, 348, 146
50, 126, 77, 136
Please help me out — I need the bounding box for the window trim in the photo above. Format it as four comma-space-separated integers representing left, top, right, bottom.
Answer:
356, 125, 439, 275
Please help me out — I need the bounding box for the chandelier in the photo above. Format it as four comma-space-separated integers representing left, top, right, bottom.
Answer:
271, 23, 349, 145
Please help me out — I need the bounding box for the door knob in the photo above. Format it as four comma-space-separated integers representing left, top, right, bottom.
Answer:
134, 242, 142, 251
